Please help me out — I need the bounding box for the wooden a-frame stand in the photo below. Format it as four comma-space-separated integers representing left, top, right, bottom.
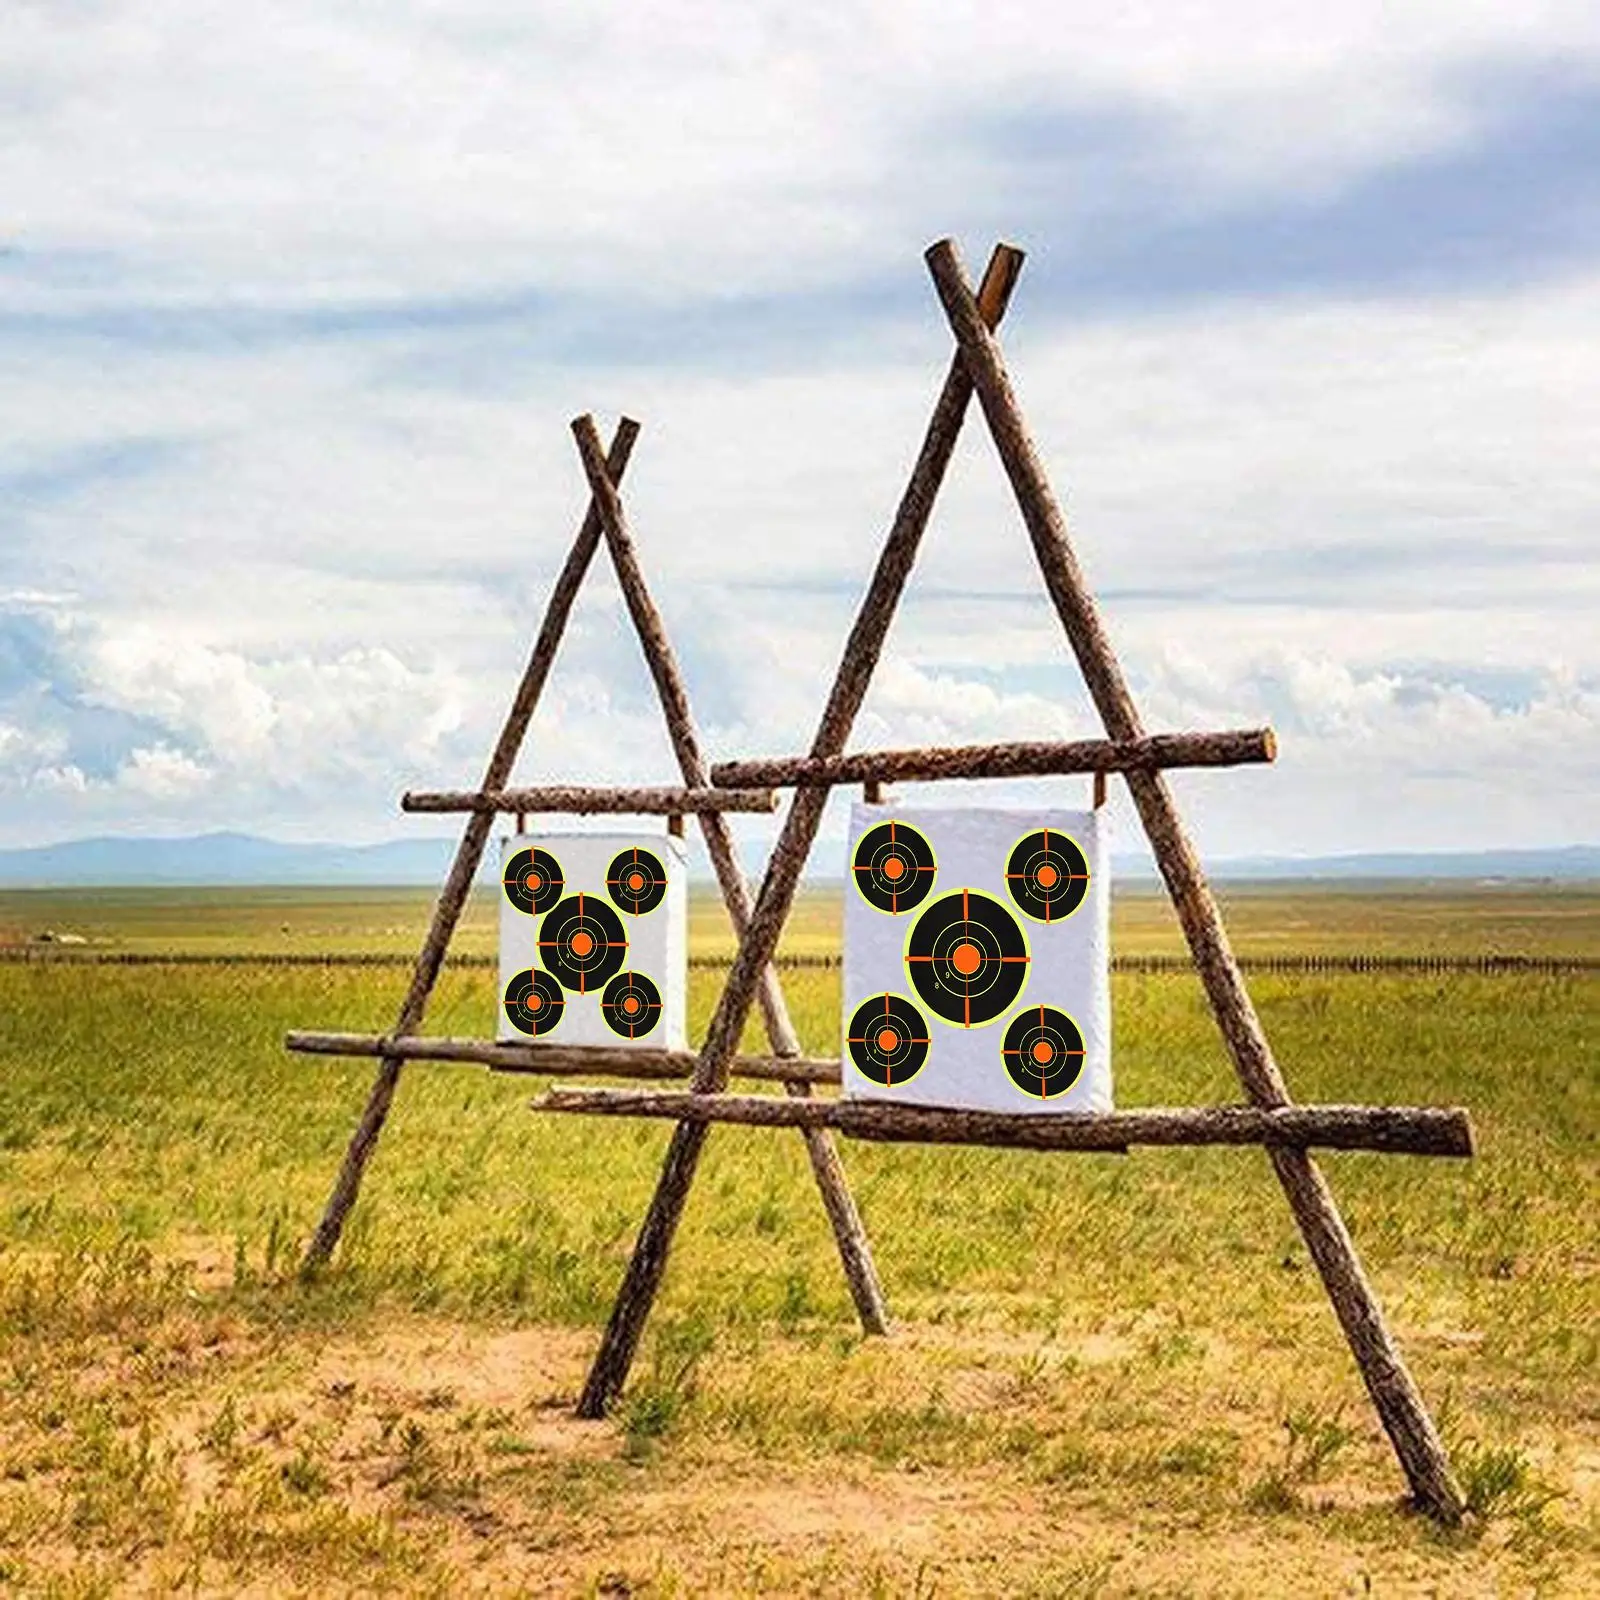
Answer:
294, 416, 892, 1337
291, 239, 1474, 1524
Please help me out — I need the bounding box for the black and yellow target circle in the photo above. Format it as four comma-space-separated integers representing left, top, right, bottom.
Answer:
904, 888, 1030, 1028
503, 968, 565, 1037
1005, 828, 1090, 923
538, 892, 628, 993
605, 847, 668, 916
601, 970, 663, 1040
1001, 1006, 1085, 1099
852, 819, 937, 914
846, 993, 930, 1087
502, 846, 564, 915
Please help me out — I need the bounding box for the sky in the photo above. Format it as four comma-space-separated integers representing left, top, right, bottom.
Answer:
2, 2, 1597, 863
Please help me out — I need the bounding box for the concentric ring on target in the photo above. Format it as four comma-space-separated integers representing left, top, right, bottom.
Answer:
538, 892, 628, 993
606, 847, 668, 917
905, 888, 1030, 1028
846, 992, 930, 1087
502, 846, 565, 915
852, 819, 936, 915
1004, 828, 1090, 923
1001, 1005, 1085, 1099
503, 968, 565, 1037
601, 970, 663, 1040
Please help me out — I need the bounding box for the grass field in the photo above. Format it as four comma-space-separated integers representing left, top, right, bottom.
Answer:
0, 887, 1594, 1594
6, 880, 1600, 960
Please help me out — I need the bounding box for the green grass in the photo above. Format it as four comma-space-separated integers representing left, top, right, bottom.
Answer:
0, 888, 1594, 1592
6, 879, 1598, 959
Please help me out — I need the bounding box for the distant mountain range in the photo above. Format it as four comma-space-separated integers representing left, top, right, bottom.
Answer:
0, 832, 466, 887
0, 832, 1596, 887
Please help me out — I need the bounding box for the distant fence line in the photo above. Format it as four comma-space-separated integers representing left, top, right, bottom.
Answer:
1, 949, 1593, 976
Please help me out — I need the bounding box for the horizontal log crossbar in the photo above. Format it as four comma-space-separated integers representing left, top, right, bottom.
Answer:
531, 1086, 1475, 1158
710, 727, 1275, 789
400, 784, 777, 816
284, 1030, 840, 1086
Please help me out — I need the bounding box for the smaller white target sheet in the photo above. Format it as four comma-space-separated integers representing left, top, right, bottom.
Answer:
842, 803, 1111, 1114
498, 831, 687, 1049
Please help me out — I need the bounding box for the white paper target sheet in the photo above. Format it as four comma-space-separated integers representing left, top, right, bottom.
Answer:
498, 831, 687, 1050
842, 803, 1111, 1114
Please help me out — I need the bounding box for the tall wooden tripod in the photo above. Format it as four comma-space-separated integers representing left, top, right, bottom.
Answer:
298, 418, 889, 1338
551, 240, 1467, 1524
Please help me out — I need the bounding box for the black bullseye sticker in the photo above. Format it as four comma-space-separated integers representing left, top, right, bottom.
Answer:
601, 970, 662, 1039
852, 819, 937, 914
847, 993, 930, 1086
1001, 1006, 1085, 1099
503, 968, 565, 1037
606, 847, 668, 916
1005, 829, 1090, 923
905, 888, 1030, 1028
538, 893, 627, 993
502, 846, 565, 915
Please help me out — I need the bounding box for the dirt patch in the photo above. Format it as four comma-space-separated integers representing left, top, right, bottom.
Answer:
307, 1321, 595, 1419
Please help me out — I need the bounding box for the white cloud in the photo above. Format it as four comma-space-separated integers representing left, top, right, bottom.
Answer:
82, 632, 473, 792
4, 2, 1599, 303
117, 743, 211, 799
2, 3, 1596, 856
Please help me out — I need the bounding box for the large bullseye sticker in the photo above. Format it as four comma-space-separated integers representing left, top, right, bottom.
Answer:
1001, 1006, 1086, 1099
538, 893, 627, 993
502, 846, 565, 915
606, 847, 668, 917
852, 819, 936, 915
601, 970, 662, 1039
1005, 829, 1090, 923
905, 889, 1030, 1028
847, 993, 930, 1086
503, 968, 565, 1037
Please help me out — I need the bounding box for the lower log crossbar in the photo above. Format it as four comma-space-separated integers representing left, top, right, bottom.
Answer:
283, 1030, 840, 1087
532, 1087, 1474, 1158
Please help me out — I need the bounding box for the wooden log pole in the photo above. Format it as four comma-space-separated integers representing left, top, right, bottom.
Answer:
569, 414, 891, 1341
712, 727, 1276, 788
284, 1031, 843, 1086
401, 784, 777, 815
299, 419, 640, 1274
533, 1088, 1475, 1159
575, 243, 1027, 1419
926, 237, 1465, 1523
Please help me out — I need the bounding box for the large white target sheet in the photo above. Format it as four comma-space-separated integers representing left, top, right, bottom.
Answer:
498, 832, 688, 1050
842, 804, 1111, 1114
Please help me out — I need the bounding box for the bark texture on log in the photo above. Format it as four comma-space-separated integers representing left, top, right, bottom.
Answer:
534, 1087, 1474, 1158
401, 784, 776, 815
284, 1031, 842, 1085
576, 245, 1026, 1419
300, 419, 640, 1275
926, 238, 1463, 1525
711, 728, 1275, 788
569, 414, 890, 1351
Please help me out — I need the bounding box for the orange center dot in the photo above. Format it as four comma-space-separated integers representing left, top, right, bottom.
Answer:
570, 930, 594, 957
1036, 863, 1058, 888
526, 993, 543, 1012
882, 856, 905, 881
623, 995, 640, 1014
1032, 1039, 1054, 1064
876, 1028, 899, 1053
628, 871, 645, 890
951, 941, 982, 977
526, 872, 542, 892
